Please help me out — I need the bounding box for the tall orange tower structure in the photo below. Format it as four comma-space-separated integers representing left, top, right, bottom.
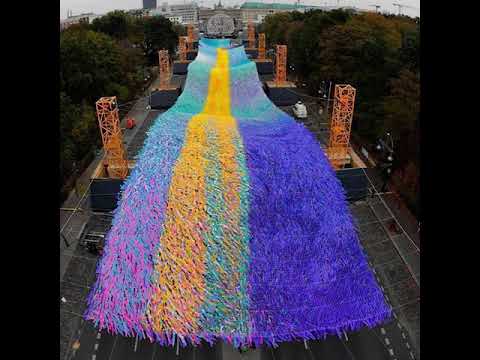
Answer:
258, 33, 266, 60
158, 49, 172, 90
96, 97, 128, 179
274, 45, 287, 85
187, 24, 195, 52
327, 85, 357, 169
178, 36, 187, 62
247, 22, 256, 49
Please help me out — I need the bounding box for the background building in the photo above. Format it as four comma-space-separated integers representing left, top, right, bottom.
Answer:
143, 0, 157, 10
60, 12, 101, 31
199, 2, 242, 32
149, 2, 199, 24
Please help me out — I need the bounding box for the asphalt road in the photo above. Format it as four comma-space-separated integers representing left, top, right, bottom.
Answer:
71, 317, 415, 360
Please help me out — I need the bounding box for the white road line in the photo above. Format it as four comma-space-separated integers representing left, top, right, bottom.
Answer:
96, 332, 101, 340
402, 332, 407, 339
410, 351, 415, 359
385, 338, 390, 346
388, 348, 394, 356
380, 328, 386, 335
92, 355, 96, 360
94, 343, 99, 351
134, 336, 139, 352
397, 322, 402, 329
406, 342, 411, 349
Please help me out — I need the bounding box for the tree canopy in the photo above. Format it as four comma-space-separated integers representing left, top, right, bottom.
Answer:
262, 10, 420, 214
60, 12, 180, 203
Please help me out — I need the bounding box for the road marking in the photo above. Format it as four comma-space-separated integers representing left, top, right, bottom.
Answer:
397, 322, 402, 329
94, 343, 99, 351
409, 351, 415, 359
388, 348, 394, 356
402, 332, 407, 339
373, 268, 377, 274
406, 342, 411, 349
92, 355, 96, 360
380, 285, 385, 291
385, 337, 390, 346
96, 332, 101, 340
393, 312, 398, 319
380, 328, 386, 335
134, 336, 139, 352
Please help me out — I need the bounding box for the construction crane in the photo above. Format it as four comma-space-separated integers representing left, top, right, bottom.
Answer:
392, 2, 417, 15
96, 97, 129, 179
369, 4, 381, 13
274, 45, 287, 85
326, 85, 357, 170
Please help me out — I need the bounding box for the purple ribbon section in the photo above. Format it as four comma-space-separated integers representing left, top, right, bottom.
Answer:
238, 113, 391, 346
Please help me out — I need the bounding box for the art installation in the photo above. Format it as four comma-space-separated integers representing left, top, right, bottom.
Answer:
85, 39, 391, 348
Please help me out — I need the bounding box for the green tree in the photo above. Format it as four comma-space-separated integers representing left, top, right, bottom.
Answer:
60, 28, 125, 103
91, 10, 129, 40
382, 69, 420, 162
143, 16, 178, 65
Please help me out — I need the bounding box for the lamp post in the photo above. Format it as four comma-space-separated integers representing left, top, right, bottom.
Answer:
375, 132, 395, 193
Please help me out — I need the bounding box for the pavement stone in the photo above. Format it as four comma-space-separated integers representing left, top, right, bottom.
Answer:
384, 277, 420, 309
376, 259, 413, 286
60, 310, 82, 360
358, 222, 389, 246
60, 281, 89, 314
349, 202, 378, 225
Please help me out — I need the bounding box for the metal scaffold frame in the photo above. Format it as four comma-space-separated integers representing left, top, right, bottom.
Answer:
275, 45, 287, 85
247, 22, 256, 49
178, 36, 187, 62
187, 24, 195, 52
258, 33, 266, 60
158, 49, 171, 90
95, 96, 128, 179
327, 84, 357, 169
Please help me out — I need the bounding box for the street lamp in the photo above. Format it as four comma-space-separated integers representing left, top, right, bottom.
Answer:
374, 131, 396, 192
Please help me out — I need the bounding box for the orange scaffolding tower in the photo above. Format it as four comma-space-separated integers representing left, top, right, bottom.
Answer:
258, 33, 266, 60
187, 24, 195, 52
327, 85, 357, 169
274, 45, 287, 85
178, 36, 187, 62
96, 96, 128, 179
247, 22, 256, 49
158, 49, 172, 90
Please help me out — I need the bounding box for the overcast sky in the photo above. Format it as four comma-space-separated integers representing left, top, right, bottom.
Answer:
60, 0, 420, 20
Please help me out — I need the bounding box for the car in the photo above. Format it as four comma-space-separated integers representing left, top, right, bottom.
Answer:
292, 101, 307, 119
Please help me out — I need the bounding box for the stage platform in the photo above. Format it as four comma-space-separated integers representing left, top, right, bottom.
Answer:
149, 88, 181, 110
173, 61, 190, 75
264, 81, 299, 106
255, 60, 273, 74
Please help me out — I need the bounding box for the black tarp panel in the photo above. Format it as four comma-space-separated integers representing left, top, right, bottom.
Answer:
90, 179, 123, 212
336, 168, 369, 202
